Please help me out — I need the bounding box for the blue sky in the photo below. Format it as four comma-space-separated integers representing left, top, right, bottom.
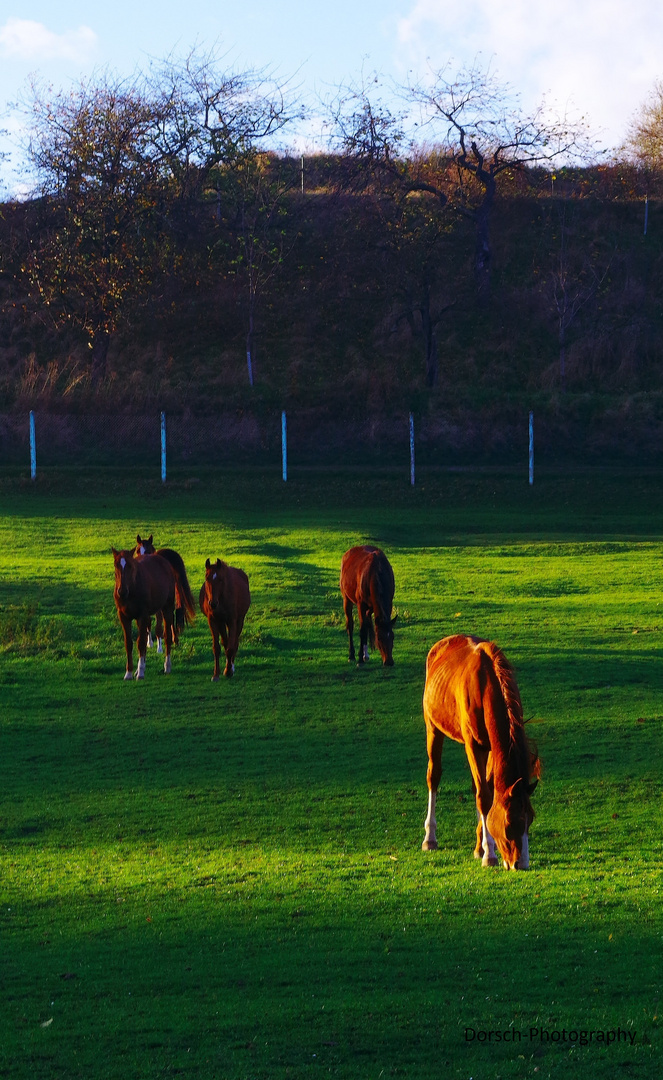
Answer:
1, 1, 662, 193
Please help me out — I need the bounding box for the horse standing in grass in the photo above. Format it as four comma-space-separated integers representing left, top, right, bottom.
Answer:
422, 634, 540, 870
134, 534, 196, 650
199, 558, 251, 679
339, 545, 396, 666
112, 548, 180, 679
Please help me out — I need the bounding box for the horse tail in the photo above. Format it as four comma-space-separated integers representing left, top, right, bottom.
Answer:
157, 549, 196, 625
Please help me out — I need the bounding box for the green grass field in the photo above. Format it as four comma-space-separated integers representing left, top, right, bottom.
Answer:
1, 467, 662, 1079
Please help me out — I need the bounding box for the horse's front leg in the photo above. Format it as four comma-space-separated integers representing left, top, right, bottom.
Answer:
358, 605, 371, 664
119, 612, 134, 680
343, 596, 356, 662
209, 618, 221, 681
223, 621, 236, 678
422, 725, 444, 850
135, 618, 149, 679
467, 749, 497, 867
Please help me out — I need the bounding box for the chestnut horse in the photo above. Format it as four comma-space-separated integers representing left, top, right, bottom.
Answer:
340, 545, 396, 666
422, 634, 540, 870
199, 558, 251, 679
112, 548, 180, 679
134, 534, 196, 650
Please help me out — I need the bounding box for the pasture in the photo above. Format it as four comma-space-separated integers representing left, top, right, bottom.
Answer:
1, 466, 662, 1080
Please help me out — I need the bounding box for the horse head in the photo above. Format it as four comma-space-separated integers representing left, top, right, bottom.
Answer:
112, 547, 136, 602
135, 533, 155, 555
486, 776, 536, 870
375, 613, 397, 667
204, 558, 225, 612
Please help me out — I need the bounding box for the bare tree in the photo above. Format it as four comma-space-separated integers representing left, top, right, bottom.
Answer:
406, 64, 593, 298
622, 80, 663, 167
16, 72, 169, 378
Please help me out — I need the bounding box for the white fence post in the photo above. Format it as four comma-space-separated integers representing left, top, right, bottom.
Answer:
409, 413, 415, 486
29, 410, 36, 480
528, 411, 534, 485
161, 412, 167, 483
282, 410, 287, 481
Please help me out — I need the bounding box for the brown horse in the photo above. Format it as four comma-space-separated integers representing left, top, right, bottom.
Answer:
340, 545, 396, 666
112, 548, 180, 679
134, 534, 196, 650
199, 558, 251, 680
422, 634, 540, 870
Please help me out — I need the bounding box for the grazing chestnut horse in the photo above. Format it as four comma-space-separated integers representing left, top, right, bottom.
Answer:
112, 548, 179, 679
422, 634, 540, 870
134, 534, 196, 650
340, 545, 396, 666
199, 558, 251, 679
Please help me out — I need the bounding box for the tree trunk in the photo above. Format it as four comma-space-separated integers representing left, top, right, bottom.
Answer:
91, 328, 111, 382
420, 284, 438, 388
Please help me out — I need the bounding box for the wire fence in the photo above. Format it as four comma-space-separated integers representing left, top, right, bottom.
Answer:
2, 407, 662, 479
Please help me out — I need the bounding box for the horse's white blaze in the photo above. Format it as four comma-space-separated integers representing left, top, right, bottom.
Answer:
164, 655, 171, 674
481, 815, 497, 863
213, 572, 217, 580
138, 545, 145, 554
517, 830, 530, 870
120, 557, 126, 569
423, 789, 437, 847
135, 656, 146, 679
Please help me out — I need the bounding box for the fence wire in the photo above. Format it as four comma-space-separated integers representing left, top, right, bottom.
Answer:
1, 408, 661, 472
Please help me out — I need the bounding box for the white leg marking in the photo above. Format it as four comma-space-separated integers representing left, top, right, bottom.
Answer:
163, 655, 171, 674
135, 656, 146, 680
481, 815, 497, 866
157, 637, 163, 654
123, 670, 133, 681
147, 630, 153, 648
423, 789, 438, 850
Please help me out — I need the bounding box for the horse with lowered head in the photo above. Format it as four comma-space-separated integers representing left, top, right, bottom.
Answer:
340, 545, 396, 666
134, 534, 196, 651
199, 558, 251, 680
422, 634, 540, 870
112, 548, 180, 680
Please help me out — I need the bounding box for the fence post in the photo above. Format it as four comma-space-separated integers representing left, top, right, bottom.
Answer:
528, 411, 534, 486
29, 410, 36, 480
161, 412, 167, 483
409, 413, 415, 486
282, 410, 287, 481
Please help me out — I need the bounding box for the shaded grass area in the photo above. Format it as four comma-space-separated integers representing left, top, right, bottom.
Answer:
1, 467, 662, 1078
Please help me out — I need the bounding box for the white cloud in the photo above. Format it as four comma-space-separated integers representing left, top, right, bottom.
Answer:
0, 17, 97, 62
395, 0, 663, 147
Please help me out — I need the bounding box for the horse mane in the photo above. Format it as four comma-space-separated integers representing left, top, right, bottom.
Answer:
478, 640, 540, 780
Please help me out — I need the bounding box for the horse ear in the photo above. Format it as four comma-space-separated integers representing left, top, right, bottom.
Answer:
112, 547, 118, 557
505, 778, 523, 798
527, 779, 538, 796
205, 558, 211, 569
147, 534, 153, 544
136, 534, 141, 544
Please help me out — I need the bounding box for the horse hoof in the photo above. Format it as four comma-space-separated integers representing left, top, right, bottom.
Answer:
123, 671, 133, 681
421, 839, 438, 851
482, 855, 499, 868
211, 675, 219, 682
134, 672, 144, 680
224, 667, 234, 678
